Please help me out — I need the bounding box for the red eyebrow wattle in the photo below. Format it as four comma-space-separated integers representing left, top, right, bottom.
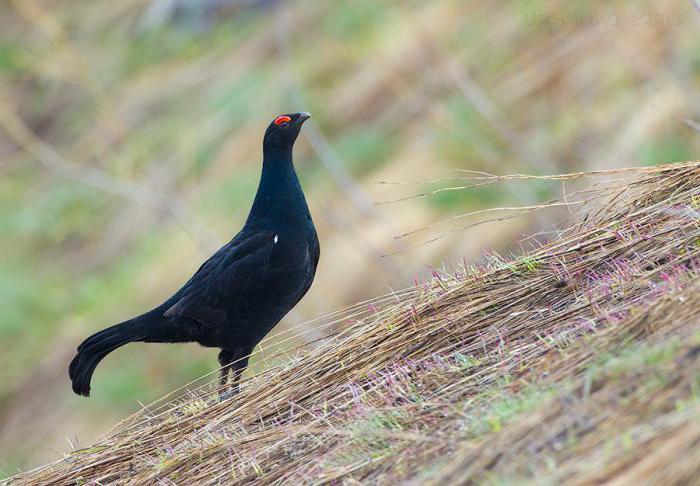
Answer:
274, 115, 291, 125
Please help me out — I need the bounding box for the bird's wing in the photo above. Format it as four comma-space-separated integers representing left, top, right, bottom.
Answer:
163, 230, 276, 328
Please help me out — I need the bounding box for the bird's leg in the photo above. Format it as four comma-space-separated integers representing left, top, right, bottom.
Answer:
218, 349, 234, 399
228, 353, 250, 396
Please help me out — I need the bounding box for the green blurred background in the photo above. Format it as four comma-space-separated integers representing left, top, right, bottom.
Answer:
1, 0, 699, 475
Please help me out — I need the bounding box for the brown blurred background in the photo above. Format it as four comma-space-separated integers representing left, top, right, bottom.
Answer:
1, 0, 699, 475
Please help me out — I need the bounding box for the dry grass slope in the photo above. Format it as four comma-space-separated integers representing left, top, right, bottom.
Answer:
3, 0, 700, 470
8, 162, 700, 484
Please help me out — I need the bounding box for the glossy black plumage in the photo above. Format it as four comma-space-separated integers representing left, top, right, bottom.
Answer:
69, 112, 319, 397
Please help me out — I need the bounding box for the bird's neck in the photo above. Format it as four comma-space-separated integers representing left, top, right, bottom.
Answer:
244, 151, 310, 230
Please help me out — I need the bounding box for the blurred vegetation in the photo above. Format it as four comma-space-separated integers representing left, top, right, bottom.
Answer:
1, 0, 699, 474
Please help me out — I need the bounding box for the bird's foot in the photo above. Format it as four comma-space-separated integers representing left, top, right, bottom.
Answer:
218, 386, 240, 402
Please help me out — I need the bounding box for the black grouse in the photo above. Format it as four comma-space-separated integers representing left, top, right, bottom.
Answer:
69, 112, 319, 397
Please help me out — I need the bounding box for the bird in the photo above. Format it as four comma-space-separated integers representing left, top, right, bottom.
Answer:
69, 112, 319, 398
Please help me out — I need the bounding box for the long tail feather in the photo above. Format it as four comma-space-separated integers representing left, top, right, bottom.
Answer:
69, 320, 144, 397
69, 314, 201, 397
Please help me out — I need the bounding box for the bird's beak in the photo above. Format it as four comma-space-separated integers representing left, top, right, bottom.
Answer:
296, 112, 311, 124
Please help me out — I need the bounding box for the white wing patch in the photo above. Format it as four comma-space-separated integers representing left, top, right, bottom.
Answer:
273, 234, 279, 244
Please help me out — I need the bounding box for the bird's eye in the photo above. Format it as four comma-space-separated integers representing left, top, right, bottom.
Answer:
274, 115, 291, 127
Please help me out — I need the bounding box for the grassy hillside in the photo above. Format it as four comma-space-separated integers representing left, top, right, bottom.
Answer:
7, 162, 700, 484
2, 0, 700, 474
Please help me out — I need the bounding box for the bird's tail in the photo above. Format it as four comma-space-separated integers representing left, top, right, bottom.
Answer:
70, 312, 201, 397
69, 318, 147, 397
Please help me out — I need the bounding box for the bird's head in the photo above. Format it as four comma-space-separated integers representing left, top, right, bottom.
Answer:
263, 112, 311, 154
